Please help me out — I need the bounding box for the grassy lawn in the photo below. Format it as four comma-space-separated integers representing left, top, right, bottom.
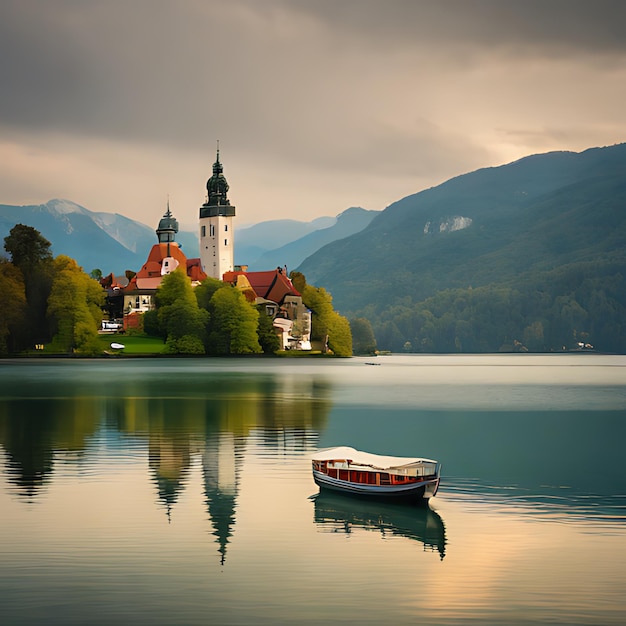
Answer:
24, 335, 328, 357
98, 333, 166, 355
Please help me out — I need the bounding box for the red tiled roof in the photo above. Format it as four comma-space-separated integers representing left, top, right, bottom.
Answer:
223, 269, 300, 304
186, 257, 207, 283
136, 243, 188, 278
100, 272, 129, 290
125, 243, 207, 293
135, 277, 163, 290
125, 274, 138, 292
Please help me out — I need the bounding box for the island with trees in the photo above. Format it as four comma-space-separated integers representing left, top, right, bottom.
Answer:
0, 224, 358, 357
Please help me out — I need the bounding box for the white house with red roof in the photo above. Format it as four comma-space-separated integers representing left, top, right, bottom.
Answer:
223, 267, 312, 350
122, 204, 206, 329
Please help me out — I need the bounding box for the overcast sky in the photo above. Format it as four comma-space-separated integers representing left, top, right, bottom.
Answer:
1, 0, 625, 228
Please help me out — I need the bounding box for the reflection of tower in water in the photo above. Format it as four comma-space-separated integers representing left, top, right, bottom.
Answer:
202, 431, 246, 565
148, 433, 192, 522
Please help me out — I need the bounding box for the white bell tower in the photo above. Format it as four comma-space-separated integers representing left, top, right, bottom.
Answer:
199, 143, 235, 280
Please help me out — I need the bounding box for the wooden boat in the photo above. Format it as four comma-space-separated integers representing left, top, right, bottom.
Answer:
312, 446, 440, 501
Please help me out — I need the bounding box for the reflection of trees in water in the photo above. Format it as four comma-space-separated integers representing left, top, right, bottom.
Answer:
0, 397, 100, 499
250, 378, 330, 454
313, 492, 447, 560
0, 369, 332, 563
250, 425, 319, 455
106, 374, 331, 438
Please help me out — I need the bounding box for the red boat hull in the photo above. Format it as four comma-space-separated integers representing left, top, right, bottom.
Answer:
313, 469, 439, 500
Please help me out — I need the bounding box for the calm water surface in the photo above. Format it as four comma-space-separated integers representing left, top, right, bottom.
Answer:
1, 354, 625, 625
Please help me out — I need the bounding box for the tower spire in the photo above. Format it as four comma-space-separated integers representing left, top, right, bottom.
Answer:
199, 142, 236, 279
157, 200, 178, 244
205, 142, 229, 206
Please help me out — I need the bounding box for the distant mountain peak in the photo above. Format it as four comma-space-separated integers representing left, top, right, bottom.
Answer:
335, 206, 369, 220
44, 199, 88, 215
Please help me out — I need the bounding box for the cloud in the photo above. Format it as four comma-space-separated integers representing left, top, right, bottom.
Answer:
0, 0, 625, 225
279, 0, 626, 55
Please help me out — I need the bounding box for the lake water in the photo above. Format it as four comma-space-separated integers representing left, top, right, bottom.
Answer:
1, 354, 625, 625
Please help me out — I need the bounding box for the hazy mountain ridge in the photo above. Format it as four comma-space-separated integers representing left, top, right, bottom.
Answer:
245, 207, 379, 271
235, 215, 336, 267
0, 199, 347, 275
0, 200, 157, 274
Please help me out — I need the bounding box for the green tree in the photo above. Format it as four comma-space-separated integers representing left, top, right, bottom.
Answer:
206, 287, 261, 355
523, 321, 545, 352
142, 309, 163, 338
3, 224, 54, 349
290, 271, 307, 294
0, 259, 27, 354
4, 224, 53, 277
301, 284, 334, 343
256, 305, 281, 353
194, 277, 226, 310
350, 317, 377, 355
301, 282, 352, 356
327, 311, 352, 356
47, 255, 104, 355
155, 269, 209, 354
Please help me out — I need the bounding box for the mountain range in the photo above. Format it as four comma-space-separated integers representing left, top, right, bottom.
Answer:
299, 143, 626, 314
239, 207, 379, 272
0, 200, 157, 274
0, 200, 375, 276
2, 142, 625, 352
235, 215, 335, 268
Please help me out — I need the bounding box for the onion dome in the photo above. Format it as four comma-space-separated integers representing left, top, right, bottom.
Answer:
206, 144, 230, 207
156, 204, 178, 243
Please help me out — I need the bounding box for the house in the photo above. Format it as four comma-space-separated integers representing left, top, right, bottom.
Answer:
223, 267, 312, 350
116, 205, 206, 329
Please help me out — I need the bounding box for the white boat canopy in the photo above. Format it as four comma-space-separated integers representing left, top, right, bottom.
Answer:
312, 446, 437, 470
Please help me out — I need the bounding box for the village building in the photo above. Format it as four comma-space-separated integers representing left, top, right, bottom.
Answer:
223, 267, 312, 351
100, 203, 206, 330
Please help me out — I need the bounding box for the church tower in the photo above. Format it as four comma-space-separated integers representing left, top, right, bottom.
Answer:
157, 202, 178, 245
199, 144, 235, 279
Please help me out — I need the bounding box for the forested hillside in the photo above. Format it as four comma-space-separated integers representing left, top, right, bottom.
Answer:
298, 144, 626, 353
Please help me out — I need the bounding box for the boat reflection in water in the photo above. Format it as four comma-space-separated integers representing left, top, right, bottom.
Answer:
312, 491, 447, 559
